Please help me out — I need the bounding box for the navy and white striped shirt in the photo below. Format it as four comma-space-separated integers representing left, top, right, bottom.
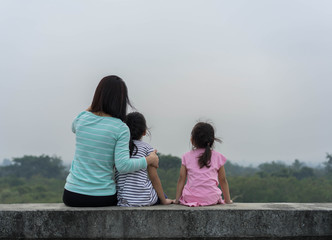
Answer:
115, 140, 158, 206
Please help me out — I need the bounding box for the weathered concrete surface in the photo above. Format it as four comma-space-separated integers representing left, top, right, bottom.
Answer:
0, 203, 331, 239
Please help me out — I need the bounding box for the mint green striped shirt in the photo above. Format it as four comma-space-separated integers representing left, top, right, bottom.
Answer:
65, 111, 147, 196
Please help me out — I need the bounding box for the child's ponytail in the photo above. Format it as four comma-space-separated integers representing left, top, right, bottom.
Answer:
125, 112, 149, 157
191, 122, 222, 168
129, 136, 138, 157
198, 144, 212, 168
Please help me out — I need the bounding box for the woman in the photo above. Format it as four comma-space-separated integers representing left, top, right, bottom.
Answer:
63, 75, 159, 207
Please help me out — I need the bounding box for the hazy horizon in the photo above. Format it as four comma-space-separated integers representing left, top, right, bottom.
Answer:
1, 0, 331, 167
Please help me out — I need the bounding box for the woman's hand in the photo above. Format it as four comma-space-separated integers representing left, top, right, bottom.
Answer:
146, 150, 159, 168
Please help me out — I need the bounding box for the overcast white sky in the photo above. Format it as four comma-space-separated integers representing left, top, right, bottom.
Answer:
0, 0, 331, 166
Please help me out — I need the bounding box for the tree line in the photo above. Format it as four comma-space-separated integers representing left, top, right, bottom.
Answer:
0, 153, 331, 203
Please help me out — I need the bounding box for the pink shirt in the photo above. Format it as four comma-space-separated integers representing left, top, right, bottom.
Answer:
179, 149, 227, 207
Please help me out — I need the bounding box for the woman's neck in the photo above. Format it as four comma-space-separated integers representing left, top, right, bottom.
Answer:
95, 112, 112, 117
87, 108, 112, 117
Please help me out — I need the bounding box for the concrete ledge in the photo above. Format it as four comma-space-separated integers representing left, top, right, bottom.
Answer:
0, 203, 331, 239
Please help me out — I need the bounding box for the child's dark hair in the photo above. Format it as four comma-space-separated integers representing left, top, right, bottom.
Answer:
126, 112, 149, 156
191, 122, 222, 168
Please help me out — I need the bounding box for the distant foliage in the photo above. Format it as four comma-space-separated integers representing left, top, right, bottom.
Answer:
324, 153, 332, 176
0, 155, 67, 179
0, 153, 331, 203
158, 154, 181, 169
157, 154, 181, 198
256, 160, 315, 180
0, 155, 67, 203
229, 176, 332, 202
224, 161, 258, 176
0, 176, 64, 203
228, 156, 332, 202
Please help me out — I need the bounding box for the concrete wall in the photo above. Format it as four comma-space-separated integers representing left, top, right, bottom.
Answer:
0, 203, 331, 239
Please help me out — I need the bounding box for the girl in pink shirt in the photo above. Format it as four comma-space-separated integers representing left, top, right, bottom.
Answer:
175, 122, 232, 207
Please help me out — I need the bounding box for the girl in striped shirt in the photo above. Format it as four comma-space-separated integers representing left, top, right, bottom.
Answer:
115, 112, 174, 206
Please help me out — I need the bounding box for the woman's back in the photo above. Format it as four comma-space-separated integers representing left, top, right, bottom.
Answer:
65, 111, 130, 196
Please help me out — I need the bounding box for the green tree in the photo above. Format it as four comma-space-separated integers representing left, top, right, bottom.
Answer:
257, 161, 292, 177
291, 159, 304, 171
0, 176, 65, 203
324, 153, 332, 176
158, 154, 181, 169
293, 167, 314, 180
157, 154, 181, 198
224, 161, 257, 176
0, 155, 67, 179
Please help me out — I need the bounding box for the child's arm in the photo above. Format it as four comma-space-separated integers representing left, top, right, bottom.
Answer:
175, 165, 187, 204
218, 166, 232, 204
148, 166, 173, 205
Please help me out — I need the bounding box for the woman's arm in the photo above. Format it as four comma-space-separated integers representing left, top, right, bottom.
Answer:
175, 165, 187, 204
148, 166, 173, 204
218, 166, 232, 204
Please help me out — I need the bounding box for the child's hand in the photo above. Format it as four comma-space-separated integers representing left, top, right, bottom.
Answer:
162, 199, 175, 205
225, 200, 233, 204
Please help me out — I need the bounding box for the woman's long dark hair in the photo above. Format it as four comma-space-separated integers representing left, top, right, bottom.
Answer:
126, 112, 149, 156
191, 122, 222, 168
90, 75, 132, 121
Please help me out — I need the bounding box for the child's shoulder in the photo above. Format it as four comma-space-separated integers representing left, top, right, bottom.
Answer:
134, 140, 154, 151
182, 149, 204, 162
212, 150, 226, 158
211, 150, 227, 165
182, 150, 196, 158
